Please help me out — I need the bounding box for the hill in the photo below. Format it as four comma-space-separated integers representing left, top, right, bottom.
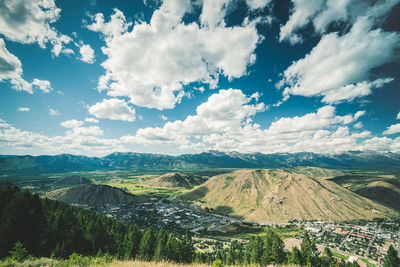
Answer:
1, 150, 400, 175
148, 173, 206, 189
44, 184, 146, 206
53, 175, 92, 186
355, 181, 400, 210
180, 169, 394, 222
286, 166, 346, 178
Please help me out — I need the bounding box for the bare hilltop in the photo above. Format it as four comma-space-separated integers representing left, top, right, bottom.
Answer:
181, 169, 395, 222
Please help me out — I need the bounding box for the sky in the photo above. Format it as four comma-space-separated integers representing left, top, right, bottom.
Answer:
0, 0, 399, 156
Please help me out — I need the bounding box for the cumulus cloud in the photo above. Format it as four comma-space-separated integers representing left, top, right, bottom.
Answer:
0, 0, 74, 56
397, 112, 400, 120
87, 0, 261, 109
279, 0, 399, 44
278, 16, 400, 104
267, 105, 362, 134
17, 107, 30, 112
0, 38, 53, 93
79, 44, 95, 63
32, 79, 52, 93
85, 117, 99, 124
383, 123, 400, 135
88, 98, 136, 122
120, 89, 379, 154
0, 118, 122, 156
60, 119, 84, 128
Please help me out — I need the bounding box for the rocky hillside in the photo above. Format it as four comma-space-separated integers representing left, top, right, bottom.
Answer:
148, 173, 206, 189
44, 184, 146, 206
181, 169, 395, 222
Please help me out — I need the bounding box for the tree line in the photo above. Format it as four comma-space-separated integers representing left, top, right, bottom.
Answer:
0, 182, 193, 263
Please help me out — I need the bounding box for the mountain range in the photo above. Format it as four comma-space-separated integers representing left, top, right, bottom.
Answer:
1, 150, 400, 175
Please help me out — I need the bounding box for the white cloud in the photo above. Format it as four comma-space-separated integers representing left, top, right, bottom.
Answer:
60, 119, 84, 129
279, 0, 324, 44
87, 0, 261, 109
397, 112, 400, 120
79, 44, 95, 64
17, 107, 30, 112
49, 109, 59, 116
383, 123, 400, 135
267, 105, 361, 134
278, 16, 400, 104
279, 0, 399, 44
66, 126, 103, 137
0, 0, 73, 56
354, 122, 363, 129
85, 117, 99, 124
32, 78, 52, 93
88, 98, 136, 122
0, 118, 122, 156
246, 0, 271, 10
0, 38, 53, 93
120, 89, 383, 154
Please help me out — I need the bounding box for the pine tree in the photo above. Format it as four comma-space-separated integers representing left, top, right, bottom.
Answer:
321, 246, 335, 266
138, 227, 156, 261
9, 241, 29, 262
262, 228, 286, 264
153, 228, 168, 261
383, 245, 400, 267
181, 228, 194, 263
289, 246, 303, 265
300, 231, 319, 266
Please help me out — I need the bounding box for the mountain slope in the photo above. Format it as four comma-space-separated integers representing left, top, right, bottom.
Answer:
44, 184, 146, 206
1, 150, 400, 175
355, 181, 400, 210
181, 169, 394, 222
148, 173, 206, 189
286, 166, 346, 178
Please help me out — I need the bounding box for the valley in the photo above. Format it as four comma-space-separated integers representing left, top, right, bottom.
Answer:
2, 157, 400, 266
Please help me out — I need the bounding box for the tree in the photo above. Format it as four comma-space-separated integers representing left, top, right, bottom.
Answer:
9, 241, 29, 262
138, 227, 156, 261
153, 228, 168, 261
261, 228, 286, 264
289, 246, 303, 265
383, 245, 400, 267
321, 247, 335, 266
181, 228, 194, 263
300, 231, 319, 266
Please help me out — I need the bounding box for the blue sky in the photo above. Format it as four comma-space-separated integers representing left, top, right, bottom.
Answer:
0, 0, 399, 156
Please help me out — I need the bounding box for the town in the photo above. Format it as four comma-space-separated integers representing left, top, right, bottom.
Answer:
83, 196, 400, 265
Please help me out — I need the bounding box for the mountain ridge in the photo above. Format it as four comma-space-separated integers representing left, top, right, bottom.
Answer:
1, 150, 400, 175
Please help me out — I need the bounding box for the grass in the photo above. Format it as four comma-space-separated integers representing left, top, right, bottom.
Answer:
273, 225, 302, 239
105, 179, 183, 197
332, 251, 348, 261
